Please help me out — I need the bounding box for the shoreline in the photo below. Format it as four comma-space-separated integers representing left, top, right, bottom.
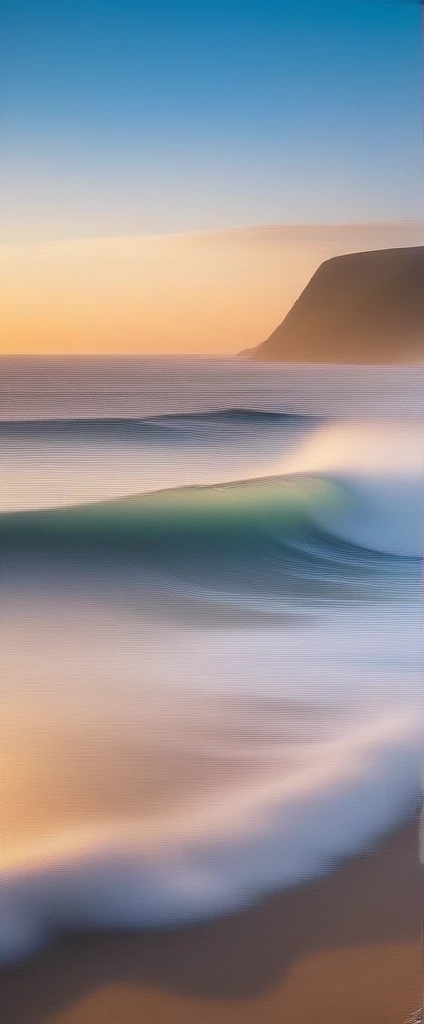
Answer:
0, 822, 421, 1024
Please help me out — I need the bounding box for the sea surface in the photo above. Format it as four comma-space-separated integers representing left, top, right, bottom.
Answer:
0, 357, 422, 964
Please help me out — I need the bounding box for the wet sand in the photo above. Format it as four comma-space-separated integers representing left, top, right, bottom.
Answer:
0, 823, 421, 1024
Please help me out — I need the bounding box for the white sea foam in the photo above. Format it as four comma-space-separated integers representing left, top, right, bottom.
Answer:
1, 594, 422, 965
279, 419, 424, 556
0, 704, 421, 965
1, 366, 422, 965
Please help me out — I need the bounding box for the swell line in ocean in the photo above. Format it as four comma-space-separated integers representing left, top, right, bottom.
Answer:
0, 381, 422, 966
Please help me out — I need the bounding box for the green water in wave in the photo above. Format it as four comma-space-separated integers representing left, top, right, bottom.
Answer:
0, 475, 342, 549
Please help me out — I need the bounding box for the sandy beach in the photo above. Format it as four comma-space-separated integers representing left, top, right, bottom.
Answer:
0, 823, 421, 1024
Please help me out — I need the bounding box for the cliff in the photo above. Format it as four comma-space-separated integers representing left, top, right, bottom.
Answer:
251, 246, 424, 363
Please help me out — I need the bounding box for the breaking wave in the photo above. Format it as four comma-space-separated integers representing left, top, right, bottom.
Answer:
1, 411, 422, 964
0, 706, 421, 965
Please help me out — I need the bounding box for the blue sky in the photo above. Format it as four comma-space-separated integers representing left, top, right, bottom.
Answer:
1, 0, 423, 240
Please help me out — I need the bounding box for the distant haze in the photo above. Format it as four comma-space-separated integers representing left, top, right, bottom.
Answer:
251, 244, 424, 364
1, 221, 423, 355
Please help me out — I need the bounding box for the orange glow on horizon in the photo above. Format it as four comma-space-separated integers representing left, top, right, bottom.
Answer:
1, 222, 422, 355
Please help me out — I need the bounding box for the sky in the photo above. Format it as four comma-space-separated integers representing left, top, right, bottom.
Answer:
1, 0, 423, 353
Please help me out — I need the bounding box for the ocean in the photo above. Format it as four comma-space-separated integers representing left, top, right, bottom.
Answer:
0, 357, 422, 965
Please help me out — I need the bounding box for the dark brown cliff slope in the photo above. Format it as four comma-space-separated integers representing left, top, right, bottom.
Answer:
251, 246, 424, 363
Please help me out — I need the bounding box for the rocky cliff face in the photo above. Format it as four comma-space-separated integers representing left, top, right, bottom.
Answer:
251, 246, 424, 363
